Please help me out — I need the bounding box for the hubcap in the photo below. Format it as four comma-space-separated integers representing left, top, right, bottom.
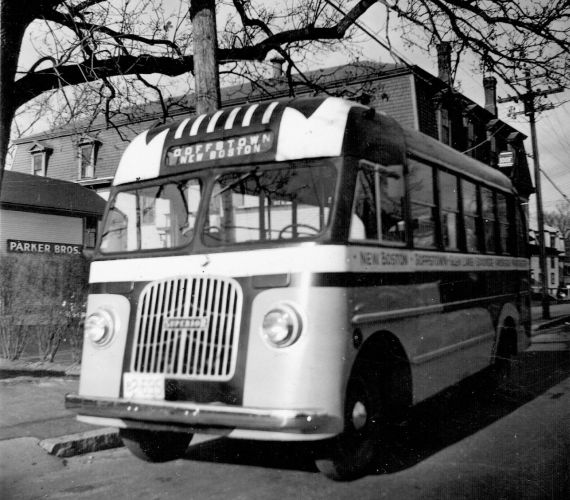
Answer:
351, 401, 368, 430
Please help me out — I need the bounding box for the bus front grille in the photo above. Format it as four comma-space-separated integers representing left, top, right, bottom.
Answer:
130, 276, 242, 380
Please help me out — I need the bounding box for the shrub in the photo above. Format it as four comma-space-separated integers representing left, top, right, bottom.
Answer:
0, 253, 88, 361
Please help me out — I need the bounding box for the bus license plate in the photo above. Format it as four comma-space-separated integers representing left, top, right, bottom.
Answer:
123, 373, 165, 400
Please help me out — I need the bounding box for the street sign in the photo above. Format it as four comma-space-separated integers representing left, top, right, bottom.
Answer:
498, 151, 514, 168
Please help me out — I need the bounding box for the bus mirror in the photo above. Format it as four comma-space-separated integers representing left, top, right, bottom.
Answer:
82, 248, 95, 260
358, 160, 400, 179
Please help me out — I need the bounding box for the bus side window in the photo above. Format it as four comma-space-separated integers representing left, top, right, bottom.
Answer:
516, 204, 529, 258
350, 162, 406, 244
408, 160, 436, 249
481, 187, 496, 254
378, 164, 406, 244
496, 193, 510, 255
350, 168, 378, 240
439, 171, 459, 251
462, 180, 481, 253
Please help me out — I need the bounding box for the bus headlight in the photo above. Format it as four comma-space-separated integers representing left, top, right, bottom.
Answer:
85, 309, 116, 347
261, 304, 302, 348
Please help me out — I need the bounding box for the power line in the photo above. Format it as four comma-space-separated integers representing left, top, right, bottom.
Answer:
322, 0, 412, 67
541, 167, 570, 205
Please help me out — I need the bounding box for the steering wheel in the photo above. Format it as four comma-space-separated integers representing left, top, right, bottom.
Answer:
278, 223, 320, 238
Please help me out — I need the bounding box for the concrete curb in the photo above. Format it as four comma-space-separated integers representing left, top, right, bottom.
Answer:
0, 359, 80, 378
39, 427, 123, 458
532, 314, 570, 333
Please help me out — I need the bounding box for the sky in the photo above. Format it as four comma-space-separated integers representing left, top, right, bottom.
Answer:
13, 0, 570, 221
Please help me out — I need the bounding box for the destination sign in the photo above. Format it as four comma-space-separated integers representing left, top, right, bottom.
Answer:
166, 132, 274, 166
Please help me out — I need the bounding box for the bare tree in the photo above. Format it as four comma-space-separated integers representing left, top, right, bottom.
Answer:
544, 202, 570, 244
2, 0, 569, 186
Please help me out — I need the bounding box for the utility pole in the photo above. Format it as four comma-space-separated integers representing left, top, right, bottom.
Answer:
499, 71, 564, 319
190, 0, 221, 115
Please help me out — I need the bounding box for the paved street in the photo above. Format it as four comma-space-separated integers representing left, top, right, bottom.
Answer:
1, 327, 569, 499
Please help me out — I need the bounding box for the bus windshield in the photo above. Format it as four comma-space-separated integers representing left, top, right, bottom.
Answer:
203, 159, 338, 245
100, 179, 202, 253
99, 159, 338, 253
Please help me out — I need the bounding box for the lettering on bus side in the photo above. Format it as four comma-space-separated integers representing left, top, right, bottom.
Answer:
359, 250, 409, 268
166, 132, 274, 166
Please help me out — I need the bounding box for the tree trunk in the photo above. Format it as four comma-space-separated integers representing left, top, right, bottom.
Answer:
0, 3, 29, 186
190, 0, 221, 115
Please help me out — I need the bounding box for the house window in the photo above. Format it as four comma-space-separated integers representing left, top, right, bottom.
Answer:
78, 141, 97, 179
31, 152, 46, 176
29, 143, 51, 176
84, 216, 98, 248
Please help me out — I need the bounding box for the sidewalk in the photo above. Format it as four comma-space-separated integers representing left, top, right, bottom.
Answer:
530, 302, 570, 352
531, 300, 570, 331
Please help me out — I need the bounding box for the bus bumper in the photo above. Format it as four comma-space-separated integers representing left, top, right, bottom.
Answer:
65, 393, 339, 436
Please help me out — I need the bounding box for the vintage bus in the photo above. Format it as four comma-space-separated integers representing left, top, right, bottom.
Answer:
66, 97, 530, 480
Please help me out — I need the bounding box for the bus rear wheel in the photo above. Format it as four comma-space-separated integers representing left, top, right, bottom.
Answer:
119, 429, 192, 463
314, 363, 390, 480
490, 324, 518, 386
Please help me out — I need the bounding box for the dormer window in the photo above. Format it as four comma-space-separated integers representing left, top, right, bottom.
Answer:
29, 142, 51, 176
78, 137, 99, 179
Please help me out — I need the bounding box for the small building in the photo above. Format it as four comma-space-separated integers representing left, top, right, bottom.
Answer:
0, 171, 106, 256
529, 224, 566, 298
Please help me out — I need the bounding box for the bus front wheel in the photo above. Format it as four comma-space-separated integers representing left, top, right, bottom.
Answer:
119, 429, 192, 463
314, 362, 391, 480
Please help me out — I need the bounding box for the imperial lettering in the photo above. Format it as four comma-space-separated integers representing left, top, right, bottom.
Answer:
165, 317, 209, 330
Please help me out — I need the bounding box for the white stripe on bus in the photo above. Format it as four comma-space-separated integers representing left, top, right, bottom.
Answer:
224, 107, 242, 129
261, 102, 279, 124
242, 104, 259, 127
90, 245, 529, 283
206, 110, 225, 133
189, 114, 208, 136
174, 118, 191, 139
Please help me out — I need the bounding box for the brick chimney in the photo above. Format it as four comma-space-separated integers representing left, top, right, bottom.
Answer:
437, 42, 452, 85
270, 56, 285, 78
483, 76, 498, 116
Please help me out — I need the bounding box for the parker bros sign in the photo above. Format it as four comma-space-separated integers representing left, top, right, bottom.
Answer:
7, 239, 82, 255
166, 131, 274, 166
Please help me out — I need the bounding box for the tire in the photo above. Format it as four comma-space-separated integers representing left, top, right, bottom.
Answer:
490, 325, 517, 386
119, 429, 192, 463
314, 361, 394, 481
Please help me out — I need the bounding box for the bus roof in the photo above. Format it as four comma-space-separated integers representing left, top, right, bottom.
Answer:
113, 96, 513, 193
402, 127, 513, 192
113, 97, 363, 185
